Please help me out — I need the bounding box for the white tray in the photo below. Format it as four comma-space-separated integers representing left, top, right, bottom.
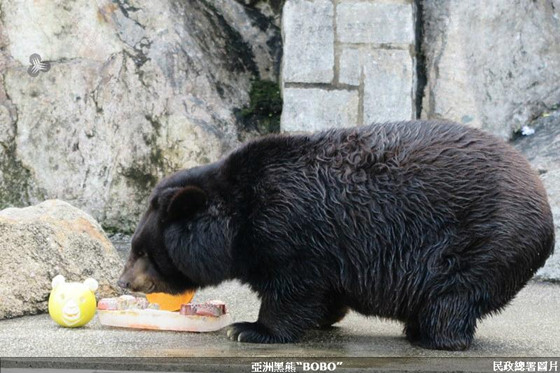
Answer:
97, 309, 232, 332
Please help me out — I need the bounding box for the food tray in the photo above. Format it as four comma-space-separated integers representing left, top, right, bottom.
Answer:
98, 308, 232, 332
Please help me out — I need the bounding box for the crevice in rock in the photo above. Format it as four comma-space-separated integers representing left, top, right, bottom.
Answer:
114, 0, 145, 30
244, 4, 283, 79
90, 88, 103, 114
234, 0, 284, 20
265, 31, 282, 81
413, 0, 427, 119
197, 0, 260, 77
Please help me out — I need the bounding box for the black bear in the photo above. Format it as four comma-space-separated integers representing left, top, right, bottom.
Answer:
118, 121, 554, 350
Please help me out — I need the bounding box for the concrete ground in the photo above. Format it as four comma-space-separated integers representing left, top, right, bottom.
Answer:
0, 281, 559, 372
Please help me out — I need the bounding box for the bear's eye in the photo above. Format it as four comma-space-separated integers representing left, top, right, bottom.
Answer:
137, 251, 146, 257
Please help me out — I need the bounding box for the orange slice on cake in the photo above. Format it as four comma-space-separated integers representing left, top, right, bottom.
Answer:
146, 291, 195, 311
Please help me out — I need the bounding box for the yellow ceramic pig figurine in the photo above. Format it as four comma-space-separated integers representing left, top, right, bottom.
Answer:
48, 275, 98, 327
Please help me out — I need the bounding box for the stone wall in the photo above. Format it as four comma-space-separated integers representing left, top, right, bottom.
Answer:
281, 0, 416, 131
281, 0, 560, 139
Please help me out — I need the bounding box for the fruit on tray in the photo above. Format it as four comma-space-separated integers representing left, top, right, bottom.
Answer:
145, 291, 195, 311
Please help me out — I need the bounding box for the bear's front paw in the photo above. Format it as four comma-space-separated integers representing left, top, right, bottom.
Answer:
226, 322, 294, 343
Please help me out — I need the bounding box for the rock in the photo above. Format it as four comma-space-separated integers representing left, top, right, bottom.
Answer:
0, 200, 123, 319
0, 0, 280, 232
339, 48, 414, 123
108, 233, 134, 263
421, 0, 560, 139
513, 110, 560, 281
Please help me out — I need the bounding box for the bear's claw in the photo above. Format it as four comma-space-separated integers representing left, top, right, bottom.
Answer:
226, 322, 292, 343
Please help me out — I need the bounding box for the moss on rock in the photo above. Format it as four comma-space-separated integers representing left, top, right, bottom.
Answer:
238, 79, 282, 134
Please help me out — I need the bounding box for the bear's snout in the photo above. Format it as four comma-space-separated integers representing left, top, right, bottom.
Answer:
117, 253, 158, 293
117, 278, 130, 289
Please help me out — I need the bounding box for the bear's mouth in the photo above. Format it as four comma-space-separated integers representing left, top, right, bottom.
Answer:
140, 282, 156, 294
144, 279, 193, 295
127, 280, 156, 295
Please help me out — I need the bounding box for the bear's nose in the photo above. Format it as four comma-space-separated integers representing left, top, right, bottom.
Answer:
117, 279, 130, 289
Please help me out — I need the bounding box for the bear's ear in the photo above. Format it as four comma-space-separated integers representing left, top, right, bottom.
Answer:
166, 186, 207, 221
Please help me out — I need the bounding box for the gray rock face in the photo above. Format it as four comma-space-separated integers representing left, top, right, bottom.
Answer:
513, 110, 560, 281
0, 0, 280, 231
422, 0, 560, 139
0, 200, 123, 319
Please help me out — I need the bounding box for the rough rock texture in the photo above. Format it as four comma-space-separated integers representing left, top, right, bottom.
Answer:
513, 110, 560, 281
0, 200, 123, 319
0, 0, 280, 231
421, 0, 560, 139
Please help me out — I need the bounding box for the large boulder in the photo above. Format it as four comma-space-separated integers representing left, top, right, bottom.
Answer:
513, 110, 560, 281
421, 0, 560, 139
0, 200, 123, 319
0, 0, 280, 232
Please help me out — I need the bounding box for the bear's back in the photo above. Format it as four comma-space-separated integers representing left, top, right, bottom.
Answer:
226, 121, 554, 317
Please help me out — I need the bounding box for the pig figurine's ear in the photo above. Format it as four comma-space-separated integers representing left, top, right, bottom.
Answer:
52, 275, 65, 289
83, 278, 98, 292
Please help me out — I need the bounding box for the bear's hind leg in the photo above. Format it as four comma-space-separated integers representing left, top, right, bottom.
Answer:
409, 293, 480, 351
318, 301, 348, 329
403, 319, 421, 343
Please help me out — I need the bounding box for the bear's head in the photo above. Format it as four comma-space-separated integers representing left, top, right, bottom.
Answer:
118, 166, 234, 294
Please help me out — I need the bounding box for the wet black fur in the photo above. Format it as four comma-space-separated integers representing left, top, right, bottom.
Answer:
124, 121, 554, 350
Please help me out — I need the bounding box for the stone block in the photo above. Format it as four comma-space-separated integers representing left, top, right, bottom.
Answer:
339, 47, 361, 86
362, 49, 414, 123
282, 0, 335, 83
281, 88, 359, 131
336, 2, 414, 45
